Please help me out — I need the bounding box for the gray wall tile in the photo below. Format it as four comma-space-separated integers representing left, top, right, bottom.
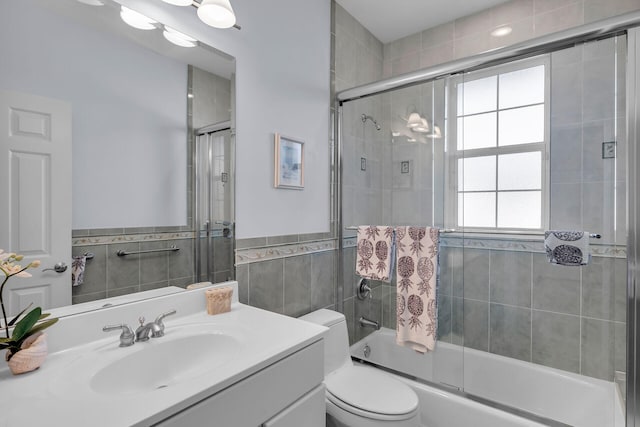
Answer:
284, 255, 312, 317
582, 256, 626, 322
107, 242, 140, 290
582, 317, 616, 380
311, 251, 336, 310
490, 303, 531, 362
532, 310, 580, 373
532, 254, 580, 315
460, 249, 490, 300
464, 299, 489, 351
248, 259, 284, 314
139, 241, 169, 285
490, 250, 532, 307
235, 264, 249, 304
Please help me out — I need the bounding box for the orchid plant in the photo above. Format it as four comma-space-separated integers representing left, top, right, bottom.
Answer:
0, 250, 58, 360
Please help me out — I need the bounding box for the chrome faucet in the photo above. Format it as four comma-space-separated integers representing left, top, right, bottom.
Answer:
135, 310, 176, 342
102, 324, 135, 347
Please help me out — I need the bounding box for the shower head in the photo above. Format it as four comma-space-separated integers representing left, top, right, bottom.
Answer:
361, 114, 381, 131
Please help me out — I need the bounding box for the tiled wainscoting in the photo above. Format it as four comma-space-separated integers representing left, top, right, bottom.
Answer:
71, 230, 231, 304
235, 235, 337, 317
342, 236, 626, 382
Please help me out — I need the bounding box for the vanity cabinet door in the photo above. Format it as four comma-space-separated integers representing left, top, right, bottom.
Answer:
262, 384, 325, 427
155, 340, 323, 427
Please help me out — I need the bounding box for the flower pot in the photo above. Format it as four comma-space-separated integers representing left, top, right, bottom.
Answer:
5, 332, 48, 375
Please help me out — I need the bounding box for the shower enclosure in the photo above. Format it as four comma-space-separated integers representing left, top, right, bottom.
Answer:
194, 123, 235, 283
336, 14, 640, 427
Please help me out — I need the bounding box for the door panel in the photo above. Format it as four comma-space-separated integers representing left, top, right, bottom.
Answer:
0, 90, 72, 315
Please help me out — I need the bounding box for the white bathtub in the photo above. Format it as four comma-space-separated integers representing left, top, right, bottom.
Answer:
350, 328, 624, 427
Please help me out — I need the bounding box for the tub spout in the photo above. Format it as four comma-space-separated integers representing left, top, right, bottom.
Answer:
359, 316, 380, 330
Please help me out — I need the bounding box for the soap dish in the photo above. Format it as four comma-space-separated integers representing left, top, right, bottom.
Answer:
205, 286, 233, 315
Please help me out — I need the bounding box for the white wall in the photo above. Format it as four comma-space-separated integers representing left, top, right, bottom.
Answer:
123, 0, 332, 239
0, 1, 188, 229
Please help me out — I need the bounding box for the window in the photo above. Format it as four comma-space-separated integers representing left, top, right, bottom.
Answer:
450, 59, 548, 231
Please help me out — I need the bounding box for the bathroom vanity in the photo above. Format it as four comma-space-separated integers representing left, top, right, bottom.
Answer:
0, 282, 327, 427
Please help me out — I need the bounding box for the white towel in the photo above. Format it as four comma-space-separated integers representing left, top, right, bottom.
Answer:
355, 226, 395, 282
544, 231, 590, 266
71, 255, 86, 287
395, 226, 439, 353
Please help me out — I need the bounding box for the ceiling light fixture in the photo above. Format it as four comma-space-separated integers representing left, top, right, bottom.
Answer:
197, 0, 236, 29
413, 118, 430, 133
490, 26, 512, 37
406, 112, 423, 129
163, 26, 197, 47
120, 6, 157, 30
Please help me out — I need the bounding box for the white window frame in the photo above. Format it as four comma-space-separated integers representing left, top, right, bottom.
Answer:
444, 56, 551, 233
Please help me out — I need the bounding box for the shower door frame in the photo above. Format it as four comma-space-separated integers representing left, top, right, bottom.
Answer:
334, 10, 640, 427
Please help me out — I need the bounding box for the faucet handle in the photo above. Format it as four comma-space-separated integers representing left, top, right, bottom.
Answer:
103, 324, 135, 347
154, 310, 176, 336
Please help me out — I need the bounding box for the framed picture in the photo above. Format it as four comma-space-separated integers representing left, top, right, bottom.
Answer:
274, 133, 305, 189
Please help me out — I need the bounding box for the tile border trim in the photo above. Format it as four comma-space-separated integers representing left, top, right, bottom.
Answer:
235, 239, 337, 265
72, 231, 197, 246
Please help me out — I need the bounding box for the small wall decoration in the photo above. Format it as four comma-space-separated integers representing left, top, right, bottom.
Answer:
361, 157, 367, 171
274, 133, 305, 189
602, 141, 616, 159
401, 160, 410, 174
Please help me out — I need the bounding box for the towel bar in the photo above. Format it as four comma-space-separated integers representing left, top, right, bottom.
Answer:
116, 245, 180, 257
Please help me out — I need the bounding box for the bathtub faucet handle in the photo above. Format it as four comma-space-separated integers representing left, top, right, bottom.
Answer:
357, 278, 372, 300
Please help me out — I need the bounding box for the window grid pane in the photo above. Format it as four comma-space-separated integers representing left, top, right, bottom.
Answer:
455, 62, 546, 231
498, 104, 545, 147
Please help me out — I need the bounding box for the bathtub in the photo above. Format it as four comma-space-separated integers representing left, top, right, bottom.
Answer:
350, 328, 624, 427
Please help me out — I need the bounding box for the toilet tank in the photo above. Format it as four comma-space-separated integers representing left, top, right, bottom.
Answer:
300, 309, 352, 376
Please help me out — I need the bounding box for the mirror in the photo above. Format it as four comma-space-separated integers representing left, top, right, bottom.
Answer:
0, 0, 235, 313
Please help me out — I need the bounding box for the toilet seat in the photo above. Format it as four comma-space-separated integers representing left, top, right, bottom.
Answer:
325, 365, 419, 421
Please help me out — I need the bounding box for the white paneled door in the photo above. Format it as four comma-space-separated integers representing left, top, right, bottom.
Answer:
0, 90, 72, 315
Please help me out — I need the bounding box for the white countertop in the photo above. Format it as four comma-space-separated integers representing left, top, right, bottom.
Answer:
0, 283, 326, 427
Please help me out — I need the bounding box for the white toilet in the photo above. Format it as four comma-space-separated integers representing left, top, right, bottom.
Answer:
300, 309, 420, 427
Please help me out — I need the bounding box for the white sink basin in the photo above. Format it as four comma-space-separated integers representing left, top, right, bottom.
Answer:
90, 333, 240, 395
50, 325, 244, 399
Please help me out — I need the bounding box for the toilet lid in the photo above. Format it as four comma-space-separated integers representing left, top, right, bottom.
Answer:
325, 365, 419, 416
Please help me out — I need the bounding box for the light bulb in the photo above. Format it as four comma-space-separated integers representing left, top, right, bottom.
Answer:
406, 112, 422, 128
120, 6, 157, 30
163, 26, 197, 47
413, 118, 430, 133
197, 0, 236, 29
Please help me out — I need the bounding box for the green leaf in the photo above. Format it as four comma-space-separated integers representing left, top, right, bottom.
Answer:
38, 313, 51, 321
0, 336, 15, 344
7, 302, 34, 327
28, 318, 58, 335
11, 307, 41, 342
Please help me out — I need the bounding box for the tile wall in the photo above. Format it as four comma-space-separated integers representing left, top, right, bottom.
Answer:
234, 234, 336, 316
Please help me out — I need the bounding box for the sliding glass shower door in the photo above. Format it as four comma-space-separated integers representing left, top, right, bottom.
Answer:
194, 123, 235, 283
339, 33, 627, 427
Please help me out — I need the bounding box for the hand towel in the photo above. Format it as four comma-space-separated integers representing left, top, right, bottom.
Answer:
544, 231, 591, 266
395, 226, 439, 353
71, 255, 86, 287
356, 226, 395, 282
